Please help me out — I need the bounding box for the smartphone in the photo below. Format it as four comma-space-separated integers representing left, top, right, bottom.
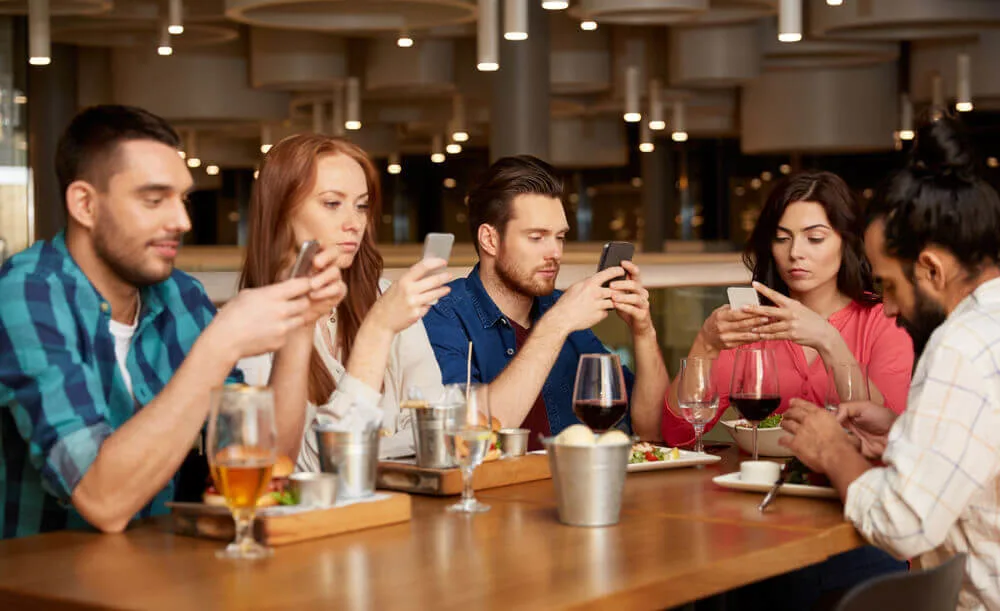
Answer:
727, 286, 760, 310
422, 233, 454, 276
597, 241, 635, 287
289, 240, 320, 279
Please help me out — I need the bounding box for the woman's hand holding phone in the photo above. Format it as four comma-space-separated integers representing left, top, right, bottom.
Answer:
741, 282, 838, 350
369, 259, 452, 335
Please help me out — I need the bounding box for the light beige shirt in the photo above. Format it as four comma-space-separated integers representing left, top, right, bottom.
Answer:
239, 279, 445, 469
845, 277, 1000, 611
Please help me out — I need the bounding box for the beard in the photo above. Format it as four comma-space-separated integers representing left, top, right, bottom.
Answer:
93, 213, 175, 288
495, 248, 558, 298
897, 283, 948, 361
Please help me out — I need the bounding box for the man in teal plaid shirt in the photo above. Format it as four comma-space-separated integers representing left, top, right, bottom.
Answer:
0, 105, 347, 538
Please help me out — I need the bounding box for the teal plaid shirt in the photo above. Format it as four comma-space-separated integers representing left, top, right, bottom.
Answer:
0, 232, 241, 538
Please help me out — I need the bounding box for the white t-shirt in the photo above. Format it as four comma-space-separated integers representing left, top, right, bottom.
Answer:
108, 302, 140, 397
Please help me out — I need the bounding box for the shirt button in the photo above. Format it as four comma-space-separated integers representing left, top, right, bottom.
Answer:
500, 319, 508, 326
100, 302, 110, 313
505, 348, 514, 356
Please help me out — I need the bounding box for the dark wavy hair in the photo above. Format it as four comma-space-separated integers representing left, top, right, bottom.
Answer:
744, 171, 878, 305
867, 114, 1000, 278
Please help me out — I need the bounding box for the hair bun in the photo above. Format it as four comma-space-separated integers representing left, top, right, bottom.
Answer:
910, 115, 977, 182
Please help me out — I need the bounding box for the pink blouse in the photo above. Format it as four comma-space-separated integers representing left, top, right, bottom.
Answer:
661, 301, 914, 447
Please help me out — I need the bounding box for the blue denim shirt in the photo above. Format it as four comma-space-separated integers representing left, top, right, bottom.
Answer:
423, 264, 635, 436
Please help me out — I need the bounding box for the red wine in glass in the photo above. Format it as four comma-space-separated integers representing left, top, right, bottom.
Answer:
573, 399, 628, 432
731, 395, 781, 423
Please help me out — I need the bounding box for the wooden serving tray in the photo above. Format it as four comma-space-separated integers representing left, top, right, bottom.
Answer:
168, 492, 411, 546
377, 453, 551, 496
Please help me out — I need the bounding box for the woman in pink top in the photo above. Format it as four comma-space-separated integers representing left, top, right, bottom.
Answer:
663, 171, 914, 447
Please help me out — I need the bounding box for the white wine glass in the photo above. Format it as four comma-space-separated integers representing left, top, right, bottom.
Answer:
206, 385, 277, 560
444, 383, 492, 514
676, 357, 719, 454
825, 362, 870, 414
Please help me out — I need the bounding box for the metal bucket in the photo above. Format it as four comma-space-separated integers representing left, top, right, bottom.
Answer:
411, 403, 463, 469
315, 427, 380, 499
543, 437, 630, 527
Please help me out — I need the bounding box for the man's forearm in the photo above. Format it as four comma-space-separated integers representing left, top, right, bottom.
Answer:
268, 328, 315, 459
629, 328, 668, 441
72, 326, 238, 532
488, 315, 568, 428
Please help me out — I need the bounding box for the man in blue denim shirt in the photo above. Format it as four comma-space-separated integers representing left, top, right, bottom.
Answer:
423, 156, 667, 446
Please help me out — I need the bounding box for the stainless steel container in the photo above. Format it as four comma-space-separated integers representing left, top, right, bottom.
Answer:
410, 403, 463, 469
315, 426, 380, 499
543, 437, 630, 527
288, 472, 338, 508
499, 428, 530, 458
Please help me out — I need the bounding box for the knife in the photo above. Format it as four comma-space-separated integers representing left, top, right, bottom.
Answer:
758, 461, 792, 512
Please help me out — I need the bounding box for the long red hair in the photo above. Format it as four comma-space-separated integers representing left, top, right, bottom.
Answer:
239, 134, 384, 405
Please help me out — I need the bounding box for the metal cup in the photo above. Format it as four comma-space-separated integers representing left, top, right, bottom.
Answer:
408, 402, 464, 469
315, 426, 381, 499
543, 437, 630, 527
499, 428, 530, 458
288, 472, 338, 508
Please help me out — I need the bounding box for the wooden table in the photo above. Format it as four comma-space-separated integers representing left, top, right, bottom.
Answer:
0, 449, 862, 610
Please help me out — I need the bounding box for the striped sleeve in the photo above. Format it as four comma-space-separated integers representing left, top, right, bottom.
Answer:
185, 275, 244, 385
0, 273, 113, 502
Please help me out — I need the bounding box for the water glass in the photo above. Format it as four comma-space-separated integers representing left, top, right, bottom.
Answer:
676, 357, 719, 454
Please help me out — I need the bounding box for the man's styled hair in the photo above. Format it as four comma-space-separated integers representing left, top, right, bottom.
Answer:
466, 155, 564, 253
56, 105, 181, 206
868, 114, 1000, 278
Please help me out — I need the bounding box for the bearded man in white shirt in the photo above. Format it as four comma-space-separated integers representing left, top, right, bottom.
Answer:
779, 115, 1000, 611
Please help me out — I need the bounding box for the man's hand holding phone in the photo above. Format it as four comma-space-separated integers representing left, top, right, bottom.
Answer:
609, 260, 654, 337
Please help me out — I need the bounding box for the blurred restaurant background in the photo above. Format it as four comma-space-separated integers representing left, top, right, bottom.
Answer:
3, 0, 1000, 381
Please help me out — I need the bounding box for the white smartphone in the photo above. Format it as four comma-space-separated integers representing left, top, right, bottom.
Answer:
727, 286, 760, 310
422, 233, 454, 276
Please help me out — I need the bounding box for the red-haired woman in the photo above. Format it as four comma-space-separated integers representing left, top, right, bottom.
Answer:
238, 134, 450, 467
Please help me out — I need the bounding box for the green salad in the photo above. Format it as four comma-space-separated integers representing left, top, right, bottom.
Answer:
735, 414, 783, 429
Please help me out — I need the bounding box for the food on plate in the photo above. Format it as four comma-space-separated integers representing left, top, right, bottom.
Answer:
454, 414, 502, 463
204, 454, 297, 508
735, 414, 783, 429
629, 442, 681, 464
596, 429, 631, 446
556, 424, 596, 446
784, 457, 832, 487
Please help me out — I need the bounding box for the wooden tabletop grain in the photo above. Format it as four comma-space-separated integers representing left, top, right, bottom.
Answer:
0, 448, 862, 611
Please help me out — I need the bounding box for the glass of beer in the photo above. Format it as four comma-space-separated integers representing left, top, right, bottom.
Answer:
206, 385, 277, 560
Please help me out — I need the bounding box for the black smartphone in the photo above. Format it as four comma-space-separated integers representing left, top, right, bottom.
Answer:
289, 240, 320, 279
597, 241, 635, 287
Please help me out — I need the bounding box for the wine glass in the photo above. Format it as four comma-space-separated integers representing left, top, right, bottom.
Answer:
676, 357, 719, 454
206, 385, 277, 560
444, 383, 492, 513
825, 362, 870, 414
729, 348, 780, 461
572, 354, 628, 433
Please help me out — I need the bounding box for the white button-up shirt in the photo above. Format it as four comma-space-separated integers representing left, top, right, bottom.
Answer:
846, 277, 1000, 611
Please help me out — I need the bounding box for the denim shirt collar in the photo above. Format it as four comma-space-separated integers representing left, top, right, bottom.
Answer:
465, 263, 560, 329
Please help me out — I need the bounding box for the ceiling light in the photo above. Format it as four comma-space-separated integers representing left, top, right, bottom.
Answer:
504, 0, 529, 41
28, 0, 51, 66
898, 92, 914, 140
205, 165, 220, 176
187, 157, 201, 168
478, 0, 500, 71
260, 124, 273, 154
443, 178, 457, 189
168, 0, 184, 35
542, 0, 569, 9
671, 100, 688, 142
157, 22, 173, 55
397, 31, 414, 48
956, 53, 973, 112
639, 121, 654, 153
446, 143, 462, 155
648, 78, 665, 130
345, 77, 361, 130
826, 0, 843, 5
431, 135, 445, 163
387, 153, 402, 175
778, 0, 802, 43
623, 65, 641, 123
451, 94, 469, 142
580, 20, 598, 31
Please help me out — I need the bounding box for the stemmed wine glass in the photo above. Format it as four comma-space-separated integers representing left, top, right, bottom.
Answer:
206, 385, 277, 560
572, 354, 628, 433
729, 348, 780, 461
444, 383, 492, 513
825, 362, 869, 414
675, 357, 719, 454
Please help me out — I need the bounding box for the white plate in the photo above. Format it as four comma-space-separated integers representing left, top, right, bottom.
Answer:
627, 448, 722, 472
711, 471, 839, 499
